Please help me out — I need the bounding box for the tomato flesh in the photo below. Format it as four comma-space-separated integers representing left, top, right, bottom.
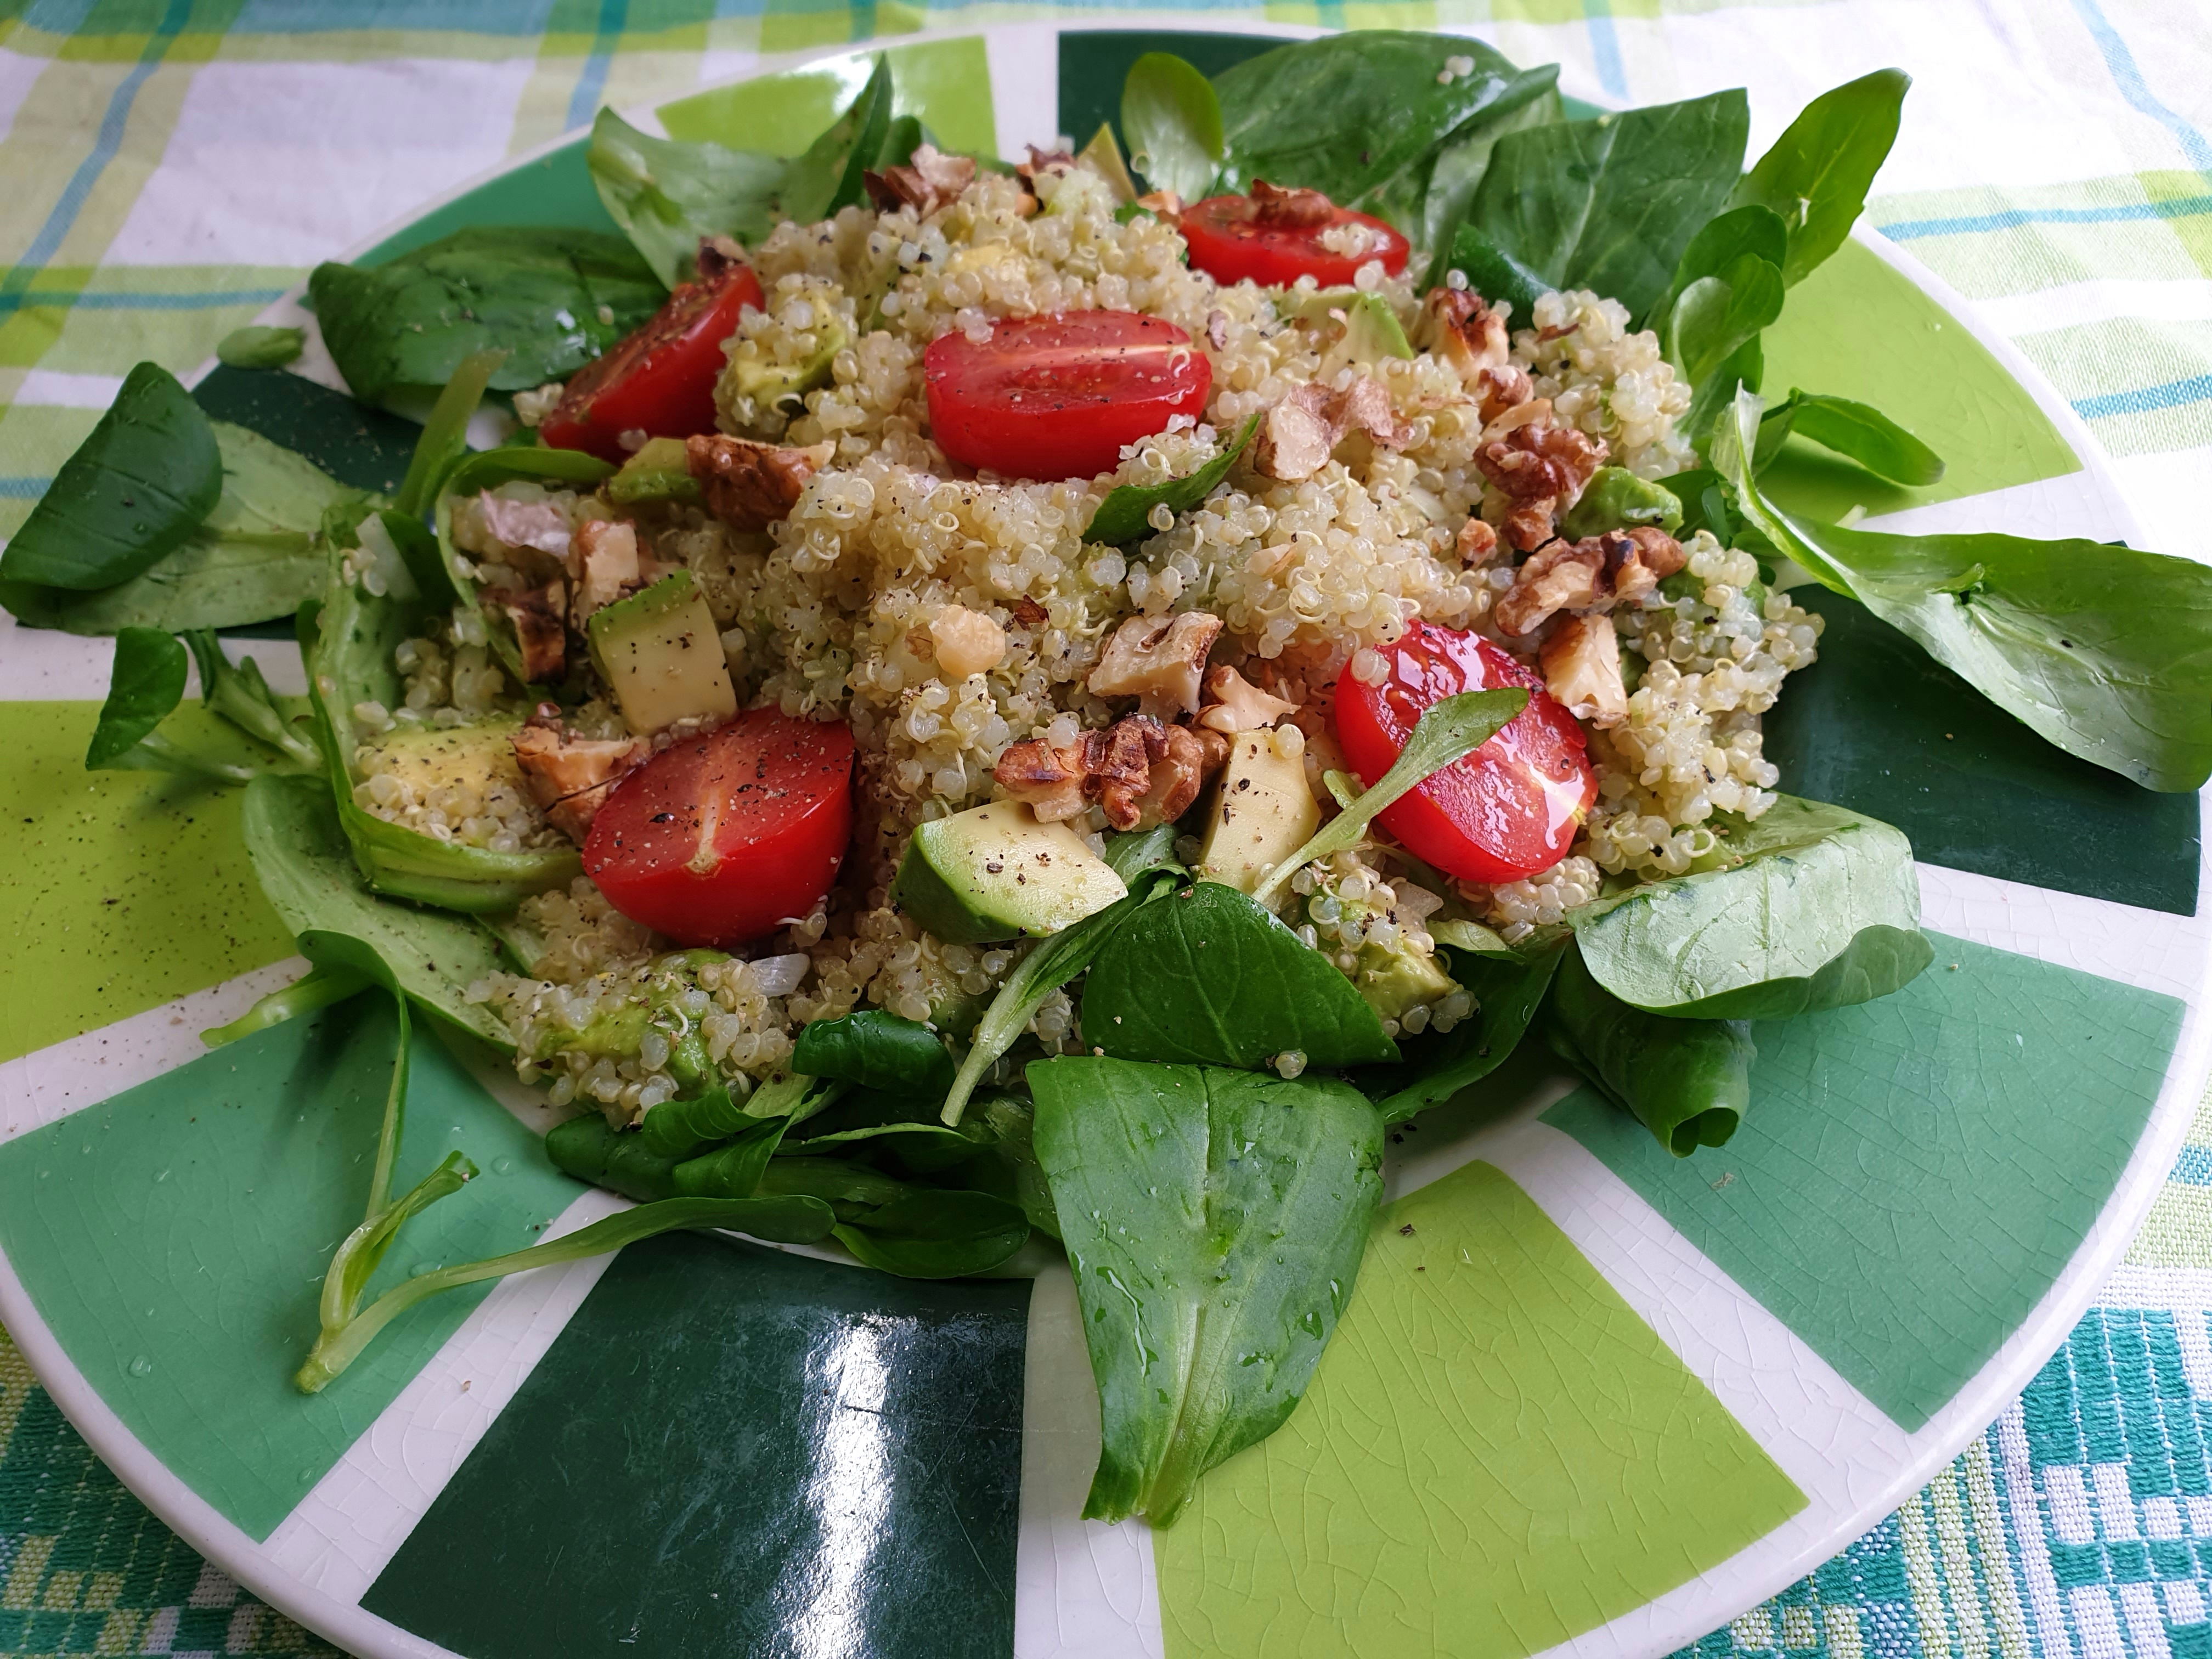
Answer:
540, 258, 765, 462
584, 709, 854, 946
1333, 622, 1596, 884
923, 311, 1211, 481
1180, 194, 1411, 289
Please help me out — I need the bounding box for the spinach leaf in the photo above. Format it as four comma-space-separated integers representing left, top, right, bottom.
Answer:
939, 868, 1180, 1125
1658, 466, 1740, 545
1418, 84, 1565, 280
1085, 411, 1260, 544
1029, 1057, 1384, 1526
1730, 68, 1909, 287
0, 363, 219, 598
588, 108, 792, 287
1654, 204, 1788, 322
202, 962, 373, 1049
1718, 390, 2212, 790
1251, 687, 1526, 905
1082, 881, 1397, 1070
673, 1118, 797, 1201
639, 1074, 840, 1161
1368, 929, 1571, 1122
1546, 943, 1754, 1157
1210, 33, 1558, 237
792, 1008, 956, 1098
1572, 793, 1929, 1019
832, 1188, 1031, 1279
240, 773, 515, 1048
86, 628, 189, 768
217, 325, 306, 369
308, 228, 663, 404
781, 54, 895, 225
1122, 52, 1223, 202
1758, 389, 1945, 487
1101, 822, 1182, 884
295, 1192, 836, 1392
1453, 90, 1750, 329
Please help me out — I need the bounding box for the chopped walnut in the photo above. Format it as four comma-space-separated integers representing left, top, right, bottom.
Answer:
511, 706, 650, 844
571, 519, 640, 624
478, 491, 572, 557
495, 578, 568, 683
1011, 595, 1049, 629
1253, 376, 1415, 482
1088, 611, 1224, 719
930, 604, 1007, 678
1495, 540, 1605, 635
1135, 189, 1184, 219
1474, 367, 1539, 428
863, 144, 978, 217
1475, 420, 1609, 551
1205, 309, 1229, 351
1540, 613, 1628, 727
1420, 288, 1510, 378
685, 433, 834, 532
1017, 145, 1077, 183
993, 716, 1228, 832
1602, 526, 1690, 604
1456, 517, 1500, 565
1197, 665, 1299, 735
1249, 179, 1336, 228
695, 234, 749, 282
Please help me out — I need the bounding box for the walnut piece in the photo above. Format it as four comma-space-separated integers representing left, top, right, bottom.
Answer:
1602, 526, 1691, 605
1253, 376, 1417, 482
1088, 611, 1224, 719
1249, 179, 1336, 228
1197, 665, 1299, 735
495, 578, 568, 683
930, 604, 1007, 679
1457, 517, 1500, 565
571, 518, 640, 624
478, 491, 573, 557
511, 706, 650, 844
863, 144, 978, 217
1420, 288, 1510, 377
992, 715, 1229, 832
1475, 420, 1609, 551
1540, 613, 1628, 727
1494, 527, 1691, 635
686, 433, 834, 532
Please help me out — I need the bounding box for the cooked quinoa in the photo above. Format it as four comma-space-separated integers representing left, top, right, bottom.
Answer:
441, 153, 1821, 1119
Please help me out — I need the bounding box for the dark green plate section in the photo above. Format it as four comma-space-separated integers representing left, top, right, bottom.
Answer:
1544, 933, 2181, 1430
358, 135, 617, 267
361, 1232, 1030, 1659
1766, 590, 2200, 915
0, 997, 577, 1539
1058, 30, 1278, 157
193, 365, 422, 499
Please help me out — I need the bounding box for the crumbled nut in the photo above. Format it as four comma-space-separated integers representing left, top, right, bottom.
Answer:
511, 706, 650, 843
1476, 420, 1609, 550
1474, 367, 1539, 428
1205, 309, 1229, 351
571, 519, 640, 624
929, 604, 1007, 678
1496, 540, 1605, 635
1540, 613, 1628, 727
1135, 189, 1184, 219
1088, 611, 1224, 719
992, 737, 1085, 822
685, 433, 834, 532
1011, 595, 1049, 629
994, 715, 1228, 832
478, 491, 572, 556
1456, 517, 1500, 565
1197, 665, 1299, 734
1604, 525, 1690, 603
1017, 145, 1078, 184
1249, 179, 1336, 228
1254, 376, 1416, 482
863, 144, 978, 217
496, 578, 568, 683
1420, 287, 1510, 377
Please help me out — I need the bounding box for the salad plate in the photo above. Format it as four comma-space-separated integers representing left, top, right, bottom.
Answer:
0, 22, 2203, 1659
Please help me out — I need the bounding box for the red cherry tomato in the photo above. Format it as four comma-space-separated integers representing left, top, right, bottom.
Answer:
923, 311, 1211, 481
1179, 194, 1411, 289
540, 258, 765, 462
1333, 621, 1596, 884
584, 709, 854, 947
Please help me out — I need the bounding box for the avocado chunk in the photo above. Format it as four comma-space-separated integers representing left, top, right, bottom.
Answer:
355, 714, 524, 792
1352, 936, 1460, 1024
1560, 466, 1683, 539
607, 436, 702, 505
585, 570, 738, 735
717, 318, 849, 437
1198, 727, 1321, 894
891, 800, 1127, 945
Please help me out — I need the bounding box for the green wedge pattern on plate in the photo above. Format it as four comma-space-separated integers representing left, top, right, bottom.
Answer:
1544, 933, 2181, 1429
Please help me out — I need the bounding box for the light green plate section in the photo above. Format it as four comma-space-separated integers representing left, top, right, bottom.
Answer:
0, 701, 293, 1065
0, 997, 578, 1540
656, 38, 996, 159
1155, 1160, 1805, 1659
1758, 239, 2080, 523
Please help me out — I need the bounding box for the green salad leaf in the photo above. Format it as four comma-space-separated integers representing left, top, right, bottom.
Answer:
792, 1008, 957, 1098
182, 629, 320, 770
87, 627, 318, 783
0, 363, 220, 597
216, 325, 306, 370
781, 54, 896, 225
1367, 929, 1572, 1123
1757, 389, 1946, 487
1030, 1057, 1384, 1526
1571, 794, 1931, 1019
588, 108, 793, 287
308, 228, 663, 404
1546, 943, 1754, 1158
1449, 89, 1750, 329
1729, 67, 1909, 287
1718, 390, 2212, 791
1417, 84, 1566, 277
394, 346, 507, 519
1082, 881, 1398, 1070
1084, 410, 1261, 545
831, 1188, 1032, 1279
1122, 51, 1224, 202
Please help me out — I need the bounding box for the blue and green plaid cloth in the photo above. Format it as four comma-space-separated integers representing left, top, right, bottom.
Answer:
4, 1, 2211, 1654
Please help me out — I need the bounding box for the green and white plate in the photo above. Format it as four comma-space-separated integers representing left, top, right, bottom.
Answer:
0, 25, 2202, 1659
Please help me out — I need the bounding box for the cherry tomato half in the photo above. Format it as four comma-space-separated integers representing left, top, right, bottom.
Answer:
1333, 621, 1596, 884
923, 311, 1211, 481
584, 709, 854, 947
1180, 193, 1411, 289
540, 257, 766, 462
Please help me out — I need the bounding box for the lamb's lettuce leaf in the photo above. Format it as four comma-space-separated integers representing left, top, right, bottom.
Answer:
1545, 943, 1754, 1157
588, 108, 793, 287
1757, 390, 1945, 487
1029, 1057, 1383, 1526
1729, 67, 1909, 286
1121, 51, 1223, 202
1085, 410, 1261, 544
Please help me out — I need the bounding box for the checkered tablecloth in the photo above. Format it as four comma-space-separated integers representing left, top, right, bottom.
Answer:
3, 2, 2211, 1655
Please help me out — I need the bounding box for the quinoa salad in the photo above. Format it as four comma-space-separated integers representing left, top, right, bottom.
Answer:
27, 30, 2211, 1517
